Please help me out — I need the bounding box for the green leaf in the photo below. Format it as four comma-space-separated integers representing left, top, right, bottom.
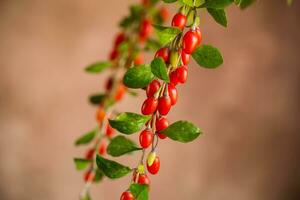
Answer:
202, 0, 233, 9
89, 93, 106, 105
207, 8, 227, 27
150, 58, 169, 82
129, 184, 149, 200
96, 155, 132, 179
107, 136, 142, 157
161, 120, 202, 143
153, 25, 181, 45
75, 129, 97, 146
73, 158, 91, 170
162, 0, 177, 3
144, 39, 161, 51
123, 64, 154, 89
192, 45, 223, 68
182, 0, 205, 7
109, 112, 151, 135
85, 61, 111, 73
93, 168, 105, 183
234, 0, 255, 9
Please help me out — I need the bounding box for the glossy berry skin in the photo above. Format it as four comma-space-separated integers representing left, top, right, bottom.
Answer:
156, 116, 169, 132
155, 47, 169, 63
139, 129, 154, 149
176, 66, 188, 84
181, 50, 190, 65
182, 30, 199, 54
146, 80, 161, 97
138, 174, 150, 185
168, 83, 178, 105
171, 13, 187, 30
169, 71, 179, 86
120, 191, 135, 200
141, 97, 158, 115
147, 156, 160, 175
158, 96, 171, 115
106, 123, 114, 138
114, 32, 126, 47
195, 27, 202, 46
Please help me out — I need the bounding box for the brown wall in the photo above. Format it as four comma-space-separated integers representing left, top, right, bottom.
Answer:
0, 0, 300, 199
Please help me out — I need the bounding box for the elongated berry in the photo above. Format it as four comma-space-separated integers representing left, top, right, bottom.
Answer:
155, 47, 169, 63
171, 13, 186, 30
158, 96, 171, 115
156, 117, 169, 132
98, 141, 107, 155
114, 32, 126, 47
106, 123, 115, 138
168, 83, 178, 105
146, 80, 161, 97
139, 129, 154, 149
84, 170, 94, 182
195, 27, 202, 46
141, 97, 158, 115
147, 156, 160, 175
169, 71, 179, 86
181, 50, 190, 65
176, 66, 188, 84
85, 148, 94, 160
182, 30, 199, 54
115, 83, 126, 101
120, 191, 135, 200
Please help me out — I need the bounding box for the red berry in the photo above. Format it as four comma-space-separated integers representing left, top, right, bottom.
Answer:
181, 50, 190, 65
98, 141, 107, 155
84, 170, 94, 182
146, 80, 161, 97
138, 174, 150, 185
139, 129, 154, 149
156, 116, 169, 132
182, 30, 199, 54
176, 66, 188, 84
171, 13, 186, 30
159, 7, 169, 22
157, 133, 167, 139
115, 32, 126, 47
155, 47, 169, 63
140, 19, 152, 40
141, 97, 158, 115
115, 83, 126, 101
158, 96, 171, 115
105, 77, 113, 91
85, 148, 94, 160
120, 191, 135, 200
147, 156, 160, 175
195, 27, 202, 46
109, 49, 119, 60
105, 123, 114, 138
134, 53, 143, 65
169, 71, 179, 86
168, 83, 178, 105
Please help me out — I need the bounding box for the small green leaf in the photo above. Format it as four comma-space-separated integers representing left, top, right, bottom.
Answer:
182, 0, 205, 7
150, 58, 169, 82
96, 155, 132, 179
202, 0, 233, 9
93, 169, 105, 183
107, 136, 142, 157
162, 0, 177, 3
207, 8, 227, 27
73, 158, 91, 170
161, 120, 202, 143
144, 39, 161, 51
109, 112, 151, 135
75, 129, 97, 146
153, 25, 181, 45
192, 45, 223, 68
85, 61, 111, 73
123, 65, 154, 89
89, 94, 106, 105
130, 184, 149, 200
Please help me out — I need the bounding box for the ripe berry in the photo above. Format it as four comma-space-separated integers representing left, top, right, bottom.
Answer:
147, 156, 160, 175
156, 116, 169, 132
109, 49, 119, 60
182, 30, 199, 54
195, 27, 202, 46
169, 71, 179, 86
171, 13, 187, 30
105, 123, 114, 138
157, 132, 167, 139
99, 141, 107, 155
139, 19, 152, 41
105, 77, 113, 91
96, 107, 106, 123
114, 32, 126, 47
158, 96, 171, 115
115, 83, 126, 101
138, 174, 150, 185
168, 83, 178, 105
181, 50, 190, 65
84, 170, 94, 182
139, 129, 154, 149
141, 97, 158, 115
85, 148, 95, 160
146, 80, 161, 97
159, 7, 169, 22
176, 66, 188, 84
120, 191, 135, 200
134, 53, 143, 65
155, 47, 169, 63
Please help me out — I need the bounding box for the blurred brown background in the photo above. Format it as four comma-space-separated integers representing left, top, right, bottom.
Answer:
0, 0, 300, 199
